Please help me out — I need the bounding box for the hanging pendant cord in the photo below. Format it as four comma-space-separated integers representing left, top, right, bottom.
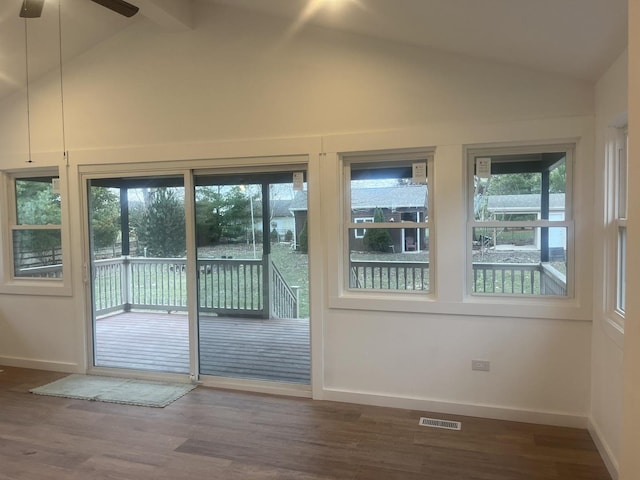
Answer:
24, 18, 33, 163
58, 0, 67, 162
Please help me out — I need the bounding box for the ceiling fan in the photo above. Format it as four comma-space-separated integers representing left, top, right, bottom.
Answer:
20, 0, 140, 18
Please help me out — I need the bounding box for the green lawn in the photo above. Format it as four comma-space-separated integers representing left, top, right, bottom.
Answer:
199, 242, 310, 317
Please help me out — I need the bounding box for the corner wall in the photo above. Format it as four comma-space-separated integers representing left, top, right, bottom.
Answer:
591, 49, 628, 478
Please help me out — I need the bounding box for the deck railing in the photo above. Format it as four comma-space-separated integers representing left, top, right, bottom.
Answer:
28, 257, 567, 318
472, 262, 567, 295
91, 256, 298, 318
349, 259, 567, 296
540, 263, 567, 296
350, 260, 430, 290
270, 262, 299, 319
129, 258, 189, 312
198, 258, 263, 316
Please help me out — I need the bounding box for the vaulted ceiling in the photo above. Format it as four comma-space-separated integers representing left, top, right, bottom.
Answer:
0, 0, 628, 101
210, 0, 628, 81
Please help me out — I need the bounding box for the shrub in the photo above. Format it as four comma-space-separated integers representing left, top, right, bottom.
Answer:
363, 208, 392, 253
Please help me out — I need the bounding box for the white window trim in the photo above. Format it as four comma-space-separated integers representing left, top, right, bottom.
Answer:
0, 168, 72, 296
465, 144, 575, 299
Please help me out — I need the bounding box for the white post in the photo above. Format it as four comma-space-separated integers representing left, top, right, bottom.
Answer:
291, 285, 300, 319
121, 256, 132, 311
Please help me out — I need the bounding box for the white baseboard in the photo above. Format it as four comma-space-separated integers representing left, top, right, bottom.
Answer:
588, 418, 619, 480
0, 356, 80, 374
321, 387, 588, 428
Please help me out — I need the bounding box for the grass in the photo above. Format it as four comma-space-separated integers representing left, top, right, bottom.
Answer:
94, 242, 310, 318
199, 242, 310, 317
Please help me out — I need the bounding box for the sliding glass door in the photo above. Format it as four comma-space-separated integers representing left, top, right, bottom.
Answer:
88, 176, 189, 374
86, 169, 309, 385
194, 172, 310, 384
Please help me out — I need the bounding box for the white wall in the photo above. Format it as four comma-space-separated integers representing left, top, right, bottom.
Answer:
591, 49, 628, 478
0, 2, 593, 156
0, 2, 598, 426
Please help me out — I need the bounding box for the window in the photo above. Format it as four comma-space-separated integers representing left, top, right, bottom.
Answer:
1, 169, 69, 294
468, 146, 572, 297
615, 130, 628, 315
353, 217, 373, 238
344, 151, 432, 292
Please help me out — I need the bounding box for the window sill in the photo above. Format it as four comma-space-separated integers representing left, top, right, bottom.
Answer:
0, 279, 72, 297
601, 314, 624, 349
329, 291, 590, 321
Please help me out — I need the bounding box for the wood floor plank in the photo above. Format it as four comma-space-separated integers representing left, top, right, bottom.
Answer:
0, 367, 611, 480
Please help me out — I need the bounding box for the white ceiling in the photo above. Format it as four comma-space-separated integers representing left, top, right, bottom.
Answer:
0, 0, 133, 99
0, 0, 629, 101
211, 0, 628, 81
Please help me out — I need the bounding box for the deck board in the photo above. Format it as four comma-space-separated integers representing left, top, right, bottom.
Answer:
95, 312, 310, 383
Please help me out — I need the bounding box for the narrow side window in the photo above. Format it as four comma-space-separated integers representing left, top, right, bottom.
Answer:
615, 130, 628, 315
1, 168, 69, 294
11, 174, 63, 278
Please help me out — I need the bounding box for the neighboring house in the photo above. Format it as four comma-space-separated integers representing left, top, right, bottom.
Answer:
487, 193, 565, 218
290, 184, 428, 252
487, 193, 566, 251
253, 199, 295, 241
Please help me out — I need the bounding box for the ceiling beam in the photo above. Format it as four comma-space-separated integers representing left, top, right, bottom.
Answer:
137, 0, 194, 31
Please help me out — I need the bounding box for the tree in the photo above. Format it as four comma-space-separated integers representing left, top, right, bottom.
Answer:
195, 196, 223, 247
270, 227, 279, 243
195, 186, 252, 246
90, 187, 120, 249
549, 160, 566, 193
15, 178, 61, 264
363, 208, 392, 253
487, 173, 541, 196
16, 179, 61, 225
137, 188, 185, 257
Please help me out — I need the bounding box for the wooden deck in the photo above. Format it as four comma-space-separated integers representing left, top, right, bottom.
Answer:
94, 312, 310, 384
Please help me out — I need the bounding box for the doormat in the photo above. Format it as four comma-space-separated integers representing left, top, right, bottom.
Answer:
30, 374, 196, 408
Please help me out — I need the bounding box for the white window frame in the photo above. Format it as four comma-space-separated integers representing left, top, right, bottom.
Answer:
0, 168, 72, 296
466, 144, 574, 298
343, 149, 434, 295
612, 128, 628, 320
353, 217, 374, 238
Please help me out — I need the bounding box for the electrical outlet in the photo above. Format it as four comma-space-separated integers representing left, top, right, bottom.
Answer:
472, 360, 490, 371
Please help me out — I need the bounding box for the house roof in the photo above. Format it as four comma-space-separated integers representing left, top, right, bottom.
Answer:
487, 193, 565, 212
290, 185, 428, 211
254, 199, 293, 218
289, 191, 309, 211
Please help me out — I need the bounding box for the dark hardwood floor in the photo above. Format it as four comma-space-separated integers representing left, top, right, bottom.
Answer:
0, 367, 611, 480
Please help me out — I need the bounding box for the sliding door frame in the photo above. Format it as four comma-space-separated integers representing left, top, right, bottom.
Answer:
78, 154, 315, 397
81, 167, 195, 383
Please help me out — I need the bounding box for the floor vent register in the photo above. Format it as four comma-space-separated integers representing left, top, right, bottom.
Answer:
418, 417, 462, 430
